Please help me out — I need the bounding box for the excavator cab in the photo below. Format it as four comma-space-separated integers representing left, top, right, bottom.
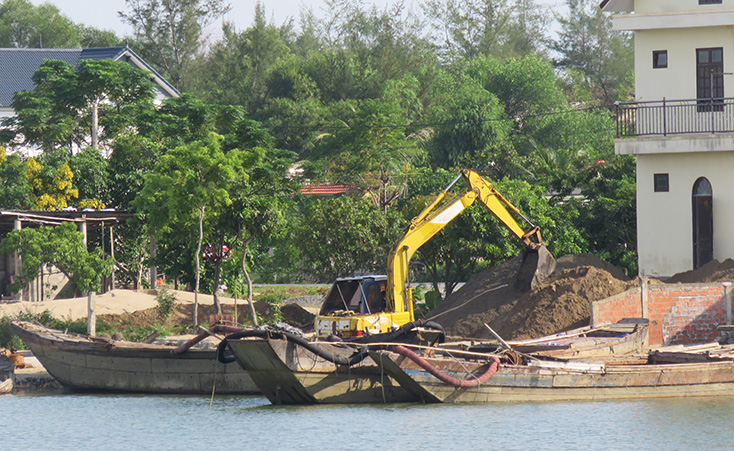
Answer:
315, 276, 409, 338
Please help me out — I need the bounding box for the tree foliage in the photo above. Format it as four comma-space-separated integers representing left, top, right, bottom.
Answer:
1, 222, 114, 293
120, 0, 231, 91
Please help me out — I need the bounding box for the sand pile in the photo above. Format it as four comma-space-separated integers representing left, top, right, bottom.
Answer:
427, 253, 635, 340
665, 259, 734, 284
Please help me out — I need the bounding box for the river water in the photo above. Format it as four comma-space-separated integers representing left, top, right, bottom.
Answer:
3, 394, 734, 450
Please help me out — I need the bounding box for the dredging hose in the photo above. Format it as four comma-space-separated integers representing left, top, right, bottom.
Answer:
391, 344, 500, 388
216, 319, 446, 366
216, 329, 371, 366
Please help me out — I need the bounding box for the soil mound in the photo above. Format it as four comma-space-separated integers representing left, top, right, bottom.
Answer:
665, 259, 734, 284
427, 253, 634, 340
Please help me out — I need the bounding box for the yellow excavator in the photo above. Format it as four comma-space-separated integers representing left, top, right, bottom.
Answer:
314, 169, 556, 338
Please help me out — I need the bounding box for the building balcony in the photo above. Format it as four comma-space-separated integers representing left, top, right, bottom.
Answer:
615, 98, 734, 156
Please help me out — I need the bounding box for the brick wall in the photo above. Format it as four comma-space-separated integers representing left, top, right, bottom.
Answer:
591, 282, 732, 346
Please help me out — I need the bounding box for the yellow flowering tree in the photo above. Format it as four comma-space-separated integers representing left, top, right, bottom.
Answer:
25, 158, 79, 210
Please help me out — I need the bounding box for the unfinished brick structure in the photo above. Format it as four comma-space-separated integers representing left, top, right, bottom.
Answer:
592, 282, 733, 346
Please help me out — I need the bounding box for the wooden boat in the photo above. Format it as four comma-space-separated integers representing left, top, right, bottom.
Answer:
226, 336, 414, 404
222, 322, 446, 404
223, 319, 650, 405
506, 318, 649, 359
369, 342, 734, 403
11, 321, 259, 394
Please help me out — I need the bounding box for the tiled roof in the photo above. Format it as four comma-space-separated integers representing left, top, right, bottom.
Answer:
0, 48, 83, 106
300, 184, 353, 196
0, 46, 179, 108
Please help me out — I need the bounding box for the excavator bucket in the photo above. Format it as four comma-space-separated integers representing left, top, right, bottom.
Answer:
514, 245, 556, 292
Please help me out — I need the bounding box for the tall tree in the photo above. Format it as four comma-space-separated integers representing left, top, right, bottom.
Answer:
196, 5, 291, 108
309, 77, 426, 210
0, 0, 80, 47
423, 0, 550, 62
119, 0, 231, 92
553, 0, 634, 104
138, 132, 243, 326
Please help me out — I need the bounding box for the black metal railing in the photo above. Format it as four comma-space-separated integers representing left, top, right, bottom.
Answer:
615, 97, 734, 138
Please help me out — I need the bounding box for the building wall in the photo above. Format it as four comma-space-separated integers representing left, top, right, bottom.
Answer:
637, 151, 734, 277
635, 0, 734, 14
635, 26, 734, 104
592, 283, 731, 345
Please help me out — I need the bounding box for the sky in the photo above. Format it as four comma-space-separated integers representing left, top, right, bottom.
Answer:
32, 0, 567, 40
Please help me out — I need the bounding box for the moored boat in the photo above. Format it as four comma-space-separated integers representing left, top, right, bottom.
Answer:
221, 321, 446, 404
11, 321, 259, 394
370, 342, 734, 403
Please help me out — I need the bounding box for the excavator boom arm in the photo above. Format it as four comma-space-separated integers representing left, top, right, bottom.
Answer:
386, 169, 553, 316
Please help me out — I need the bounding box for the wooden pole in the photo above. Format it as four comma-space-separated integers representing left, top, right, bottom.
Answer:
110, 225, 115, 291
87, 291, 96, 336
724, 282, 732, 325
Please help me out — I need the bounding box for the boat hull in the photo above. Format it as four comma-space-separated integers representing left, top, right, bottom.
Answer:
12, 322, 258, 394
374, 351, 734, 403
227, 337, 415, 404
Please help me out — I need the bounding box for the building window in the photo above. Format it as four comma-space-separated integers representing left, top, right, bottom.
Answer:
699, 0, 722, 4
654, 174, 669, 192
653, 51, 668, 69
697, 47, 724, 112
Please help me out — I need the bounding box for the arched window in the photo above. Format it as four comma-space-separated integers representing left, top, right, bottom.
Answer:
692, 177, 713, 269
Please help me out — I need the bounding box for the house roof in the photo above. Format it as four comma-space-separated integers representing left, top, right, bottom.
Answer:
0, 46, 179, 108
300, 184, 353, 196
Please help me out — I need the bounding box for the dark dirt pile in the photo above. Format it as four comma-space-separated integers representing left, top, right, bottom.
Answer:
427, 253, 635, 340
665, 259, 734, 284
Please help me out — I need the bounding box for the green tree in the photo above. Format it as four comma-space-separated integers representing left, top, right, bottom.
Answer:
423, 0, 550, 62
138, 132, 243, 326
1, 222, 114, 294
196, 6, 292, 108
2, 59, 155, 152
309, 78, 426, 210
553, 0, 634, 104
0, 148, 31, 209
425, 69, 512, 169
0, 0, 81, 47
295, 195, 404, 281
120, 0, 231, 92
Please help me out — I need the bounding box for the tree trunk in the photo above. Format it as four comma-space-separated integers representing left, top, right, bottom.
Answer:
212, 229, 225, 314
91, 98, 99, 149
240, 232, 257, 326
194, 205, 205, 328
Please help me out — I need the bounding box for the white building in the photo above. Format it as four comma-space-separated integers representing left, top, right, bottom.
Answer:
602, 0, 734, 277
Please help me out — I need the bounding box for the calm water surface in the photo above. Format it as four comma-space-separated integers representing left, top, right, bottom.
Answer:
3, 393, 733, 450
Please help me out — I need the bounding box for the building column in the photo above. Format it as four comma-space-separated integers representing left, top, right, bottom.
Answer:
110, 225, 116, 291
13, 218, 21, 301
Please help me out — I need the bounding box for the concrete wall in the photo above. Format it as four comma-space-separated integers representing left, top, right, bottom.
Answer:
592, 282, 732, 345
636, 151, 734, 277
635, 0, 734, 14
634, 26, 734, 104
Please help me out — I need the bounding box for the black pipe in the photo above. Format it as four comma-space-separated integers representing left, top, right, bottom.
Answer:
217, 320, 446, 366
216, 329, 370, 366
